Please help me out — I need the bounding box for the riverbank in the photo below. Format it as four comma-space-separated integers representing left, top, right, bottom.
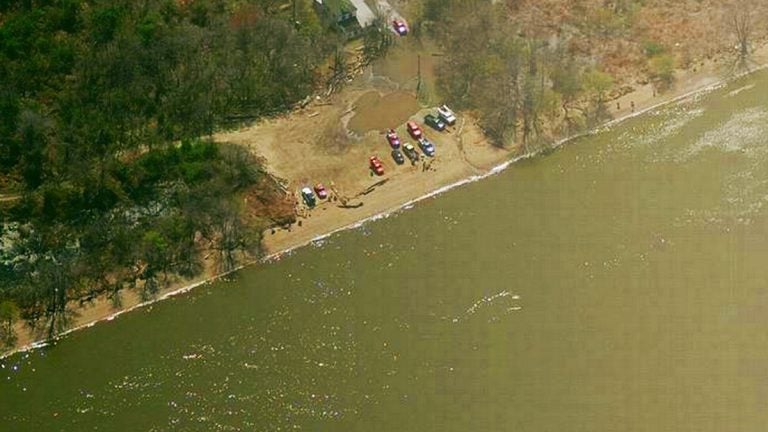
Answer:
239, 42, 768, 258
3, 40, 768, 359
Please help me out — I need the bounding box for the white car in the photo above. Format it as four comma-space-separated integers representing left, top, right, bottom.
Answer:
437, 104, 456, 125
300, 187, 316, 207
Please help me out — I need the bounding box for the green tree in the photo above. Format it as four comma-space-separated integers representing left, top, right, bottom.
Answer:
582, 69, 614, 124
649, 54, 676, 89
551, 55, 583, 125
0, 0, 328, 341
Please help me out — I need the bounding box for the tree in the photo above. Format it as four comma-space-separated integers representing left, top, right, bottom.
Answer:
138, 230, 170, 299
213, 207, 259, 274
521, 40, 544, 148
0, 0, 332, 341
728, 4, 754, 70
362, 12, 393, 64
0, 300, 20, 346
221, 144, 262, 191
30, 252, 78, 340
582, 69, 614, 125
648, 54, 675, 90
551, 54, 584, 128
16, 107, 53, 189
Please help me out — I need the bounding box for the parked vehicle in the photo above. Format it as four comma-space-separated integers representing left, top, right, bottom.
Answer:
301, 187, 316, 207
424, 114, 446, 131
393, 19, 408, 36
391, 149, 405, 165
437, 104, 456, 125
386, 129, 401, 149
418, 138, 435, 157
314, 183, 328, 199
369, 156, 385, 175
406, 121, 423, 139
403, 143, 419, 162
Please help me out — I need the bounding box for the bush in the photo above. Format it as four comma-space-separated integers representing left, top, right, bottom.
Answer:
649, 54, 676, 88
643, 41, 666, 58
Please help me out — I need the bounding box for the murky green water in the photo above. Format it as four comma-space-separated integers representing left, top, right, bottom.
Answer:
3, 72, 768, 431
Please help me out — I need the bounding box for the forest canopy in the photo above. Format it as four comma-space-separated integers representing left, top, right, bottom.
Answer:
0, 0, 338, 343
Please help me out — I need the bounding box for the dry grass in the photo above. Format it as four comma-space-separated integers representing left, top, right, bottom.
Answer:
504, 0, 768, 83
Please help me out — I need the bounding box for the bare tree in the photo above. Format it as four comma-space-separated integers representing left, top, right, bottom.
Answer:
0, 301, 20, 346
732, 9, 751, 66
213, 207, 259, 274
726, 1, 761, 71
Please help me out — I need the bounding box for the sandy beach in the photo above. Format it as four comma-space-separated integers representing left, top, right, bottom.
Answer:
4, 39, 768, 359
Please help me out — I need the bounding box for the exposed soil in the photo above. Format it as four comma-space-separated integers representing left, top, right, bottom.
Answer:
347, 91, 421, 134
242, 174, 296, 228
372, 39, 439, 87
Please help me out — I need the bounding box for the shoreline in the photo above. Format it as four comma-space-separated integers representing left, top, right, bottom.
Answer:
3, 47, 768, 360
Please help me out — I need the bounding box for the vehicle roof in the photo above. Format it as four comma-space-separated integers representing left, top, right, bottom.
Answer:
301, 187, 313, 193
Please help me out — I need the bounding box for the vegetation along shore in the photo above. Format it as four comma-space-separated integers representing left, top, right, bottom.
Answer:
1, 0, 767, 356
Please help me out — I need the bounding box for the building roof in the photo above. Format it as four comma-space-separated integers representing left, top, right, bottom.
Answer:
314, 0, 357, 16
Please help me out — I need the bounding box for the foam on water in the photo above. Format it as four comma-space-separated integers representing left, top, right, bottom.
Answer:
684, 107, 768, 159
727, 83, 756, 97
672, 106, 768, 226
452, 290, 522, 323
603, 104, 707, 165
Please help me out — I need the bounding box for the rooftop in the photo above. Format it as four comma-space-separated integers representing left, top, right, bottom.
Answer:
314, 0, 357, 16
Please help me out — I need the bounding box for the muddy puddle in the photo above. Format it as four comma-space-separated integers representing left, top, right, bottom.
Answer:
347, 91, 420, 135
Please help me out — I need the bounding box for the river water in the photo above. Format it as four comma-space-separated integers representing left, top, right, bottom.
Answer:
3, 72, 768, 431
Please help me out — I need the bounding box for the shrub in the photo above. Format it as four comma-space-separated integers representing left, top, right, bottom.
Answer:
643, 41, 666, 58
649, 54, 676, 88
